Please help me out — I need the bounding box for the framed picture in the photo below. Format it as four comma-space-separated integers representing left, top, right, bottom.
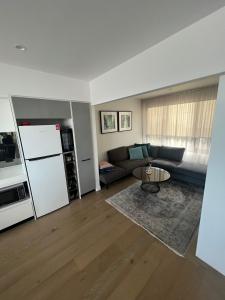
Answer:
118, 111, 132, 132
100, 111, 118, 134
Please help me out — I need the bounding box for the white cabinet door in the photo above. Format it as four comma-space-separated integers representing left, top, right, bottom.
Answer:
0, 98, 15, 132
0, 199, 34, 230
71, 102, 95, 195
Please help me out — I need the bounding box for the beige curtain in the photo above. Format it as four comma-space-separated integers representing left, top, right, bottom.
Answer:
143, 86, 218, 164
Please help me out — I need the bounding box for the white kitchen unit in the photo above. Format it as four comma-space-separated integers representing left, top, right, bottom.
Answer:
19, 125, 69, 218
0, 165, 34, 231
0, 98, 15, 132
0, 197, 33, 231
71, 102, 96, 195
11, 97, 96, 197
0, 165, 27, 189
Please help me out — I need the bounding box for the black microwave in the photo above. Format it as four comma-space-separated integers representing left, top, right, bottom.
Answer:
0, 183, 26, 208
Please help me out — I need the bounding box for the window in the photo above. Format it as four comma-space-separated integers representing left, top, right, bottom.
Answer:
143, 87, 217, 164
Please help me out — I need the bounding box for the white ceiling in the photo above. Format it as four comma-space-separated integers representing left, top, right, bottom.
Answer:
0, 1, 224, 81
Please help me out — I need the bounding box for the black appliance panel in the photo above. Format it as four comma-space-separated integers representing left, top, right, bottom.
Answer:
61, 128, 74, 152
0, 184, 26, 208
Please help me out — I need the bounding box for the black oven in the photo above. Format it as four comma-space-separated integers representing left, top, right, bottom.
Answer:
0, 184, 26, 208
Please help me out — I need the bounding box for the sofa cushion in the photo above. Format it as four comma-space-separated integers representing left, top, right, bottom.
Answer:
129, 146, 144, 160
172, 173, 205, 187
135, 143, 151, 156
149, 145, 161, 158
115, 159, 146, 173
99, 166, 127, 185
151, 158, 181, 172
108, 146, 128, 163
158, 146, 185, 162
175, 162, 207, 179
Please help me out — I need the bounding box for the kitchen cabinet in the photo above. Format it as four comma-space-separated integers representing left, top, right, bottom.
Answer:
0, 165, 34, 230
12, 97, 71, 119
0, 98, 15, 132
71, 102, 95, 195
0, 165, 27, 189
0, 197, 34, 231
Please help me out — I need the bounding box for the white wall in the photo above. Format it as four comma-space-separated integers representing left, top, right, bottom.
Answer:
196, 75, 225, 276
0, 98, 15, 132
0, 62, 90, 101
90, 7, 225, 104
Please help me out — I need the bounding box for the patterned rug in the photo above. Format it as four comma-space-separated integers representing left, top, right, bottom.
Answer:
106, 180, 203, 256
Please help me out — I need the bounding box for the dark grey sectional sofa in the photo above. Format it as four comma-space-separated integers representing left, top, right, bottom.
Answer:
99, 144, 207, 188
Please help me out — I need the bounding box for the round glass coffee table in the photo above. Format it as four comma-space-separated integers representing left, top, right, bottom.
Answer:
132, 166, 170, 193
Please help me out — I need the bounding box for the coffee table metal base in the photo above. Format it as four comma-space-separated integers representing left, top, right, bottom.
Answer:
141, 182, 160, 193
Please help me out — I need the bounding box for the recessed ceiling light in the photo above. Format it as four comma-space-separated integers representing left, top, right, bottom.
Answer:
15, 44, 27, 51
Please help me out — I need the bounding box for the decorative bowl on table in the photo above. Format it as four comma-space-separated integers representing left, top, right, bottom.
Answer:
145, 164, 152, 175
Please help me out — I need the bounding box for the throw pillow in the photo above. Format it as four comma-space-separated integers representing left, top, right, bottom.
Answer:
146, 143, 151, 156
99, 160, 114, 174
141, 145, 149, 158
99, 161, 114, 169
135, 143, 151, 157
129, 146, 144, 160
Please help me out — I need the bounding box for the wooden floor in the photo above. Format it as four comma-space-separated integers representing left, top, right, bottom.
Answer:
0, 177, 224, 300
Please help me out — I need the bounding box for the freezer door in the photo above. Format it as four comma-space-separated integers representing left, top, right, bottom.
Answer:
26, 154, 69, 218
19, 125, 62, 159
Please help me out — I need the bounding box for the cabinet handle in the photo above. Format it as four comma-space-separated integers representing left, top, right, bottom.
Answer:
81, 158, 91, 162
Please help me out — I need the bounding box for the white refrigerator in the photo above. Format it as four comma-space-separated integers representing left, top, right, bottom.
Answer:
19, 125, 69, 218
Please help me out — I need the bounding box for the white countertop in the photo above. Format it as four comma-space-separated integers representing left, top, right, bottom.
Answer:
0, 165, 27, 189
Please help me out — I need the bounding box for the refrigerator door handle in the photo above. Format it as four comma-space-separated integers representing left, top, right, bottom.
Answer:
28, 154, 60, 162
81, 158, 91, 162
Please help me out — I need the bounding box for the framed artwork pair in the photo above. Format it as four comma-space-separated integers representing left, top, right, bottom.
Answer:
100, 111, 132, 134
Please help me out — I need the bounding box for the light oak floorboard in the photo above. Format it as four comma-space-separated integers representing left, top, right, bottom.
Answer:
0, 176, 224, 300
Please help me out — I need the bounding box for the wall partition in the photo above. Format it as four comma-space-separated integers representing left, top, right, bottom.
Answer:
197, 75, 225, 276
142, 85, 218, 164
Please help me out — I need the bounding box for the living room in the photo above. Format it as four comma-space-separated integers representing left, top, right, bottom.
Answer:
96, 76, 218, 255
0, 1, 225, 300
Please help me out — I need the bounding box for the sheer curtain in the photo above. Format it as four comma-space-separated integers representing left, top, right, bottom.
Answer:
143, 86, 217, 164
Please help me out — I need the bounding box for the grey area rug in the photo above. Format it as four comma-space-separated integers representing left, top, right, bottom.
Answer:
106, 180, 203, 256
